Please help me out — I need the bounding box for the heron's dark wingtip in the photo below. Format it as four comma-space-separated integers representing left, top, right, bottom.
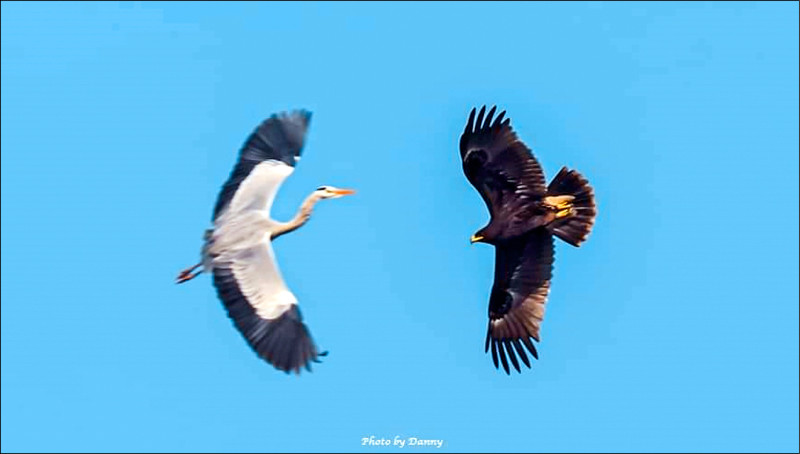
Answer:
212, 268, 324, 375
211, 109, 313, 219
294, 109, 312, 125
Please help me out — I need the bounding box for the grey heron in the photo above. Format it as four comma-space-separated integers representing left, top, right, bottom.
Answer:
460, 106, 597, 374
177, 110, 354, 374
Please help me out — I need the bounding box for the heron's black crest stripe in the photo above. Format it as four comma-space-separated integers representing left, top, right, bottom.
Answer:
212, 265, 322, 374
212, 110, 312, 220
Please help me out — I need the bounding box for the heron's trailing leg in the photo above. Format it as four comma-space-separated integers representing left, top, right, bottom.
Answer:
176, 263, 203, 284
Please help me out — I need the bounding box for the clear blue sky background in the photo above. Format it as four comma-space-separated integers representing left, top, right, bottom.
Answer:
1, 2, 797, 453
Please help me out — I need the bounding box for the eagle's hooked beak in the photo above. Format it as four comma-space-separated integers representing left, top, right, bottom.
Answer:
470, 234, 484, 244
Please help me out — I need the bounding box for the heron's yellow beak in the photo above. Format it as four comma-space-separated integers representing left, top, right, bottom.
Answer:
470, 234, 484, 244
332, 188, 356, 196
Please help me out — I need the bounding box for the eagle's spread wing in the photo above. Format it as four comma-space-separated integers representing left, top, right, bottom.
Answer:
485, 229, 555, 374
212, 110, 311, 221
459, 105, 547, 218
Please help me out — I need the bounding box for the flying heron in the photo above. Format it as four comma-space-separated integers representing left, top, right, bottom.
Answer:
460, 106, 597, 374
176, 110, 355, 374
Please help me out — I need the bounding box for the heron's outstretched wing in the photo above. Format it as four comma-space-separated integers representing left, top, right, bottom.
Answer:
459, 106, 547, 218
211, 240, 323, 374
485, 229, 555, 374
212, 110, 311, 221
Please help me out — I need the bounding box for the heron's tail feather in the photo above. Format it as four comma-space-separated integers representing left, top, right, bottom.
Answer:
545, 167, 596, 247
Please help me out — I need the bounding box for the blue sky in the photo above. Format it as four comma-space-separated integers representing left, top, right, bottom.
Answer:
1, 2, 797, 452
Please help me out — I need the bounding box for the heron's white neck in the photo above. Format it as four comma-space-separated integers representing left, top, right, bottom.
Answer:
270, 191, 324, 240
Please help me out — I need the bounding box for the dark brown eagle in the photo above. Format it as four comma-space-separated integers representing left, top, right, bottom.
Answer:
460, 106, 597, 374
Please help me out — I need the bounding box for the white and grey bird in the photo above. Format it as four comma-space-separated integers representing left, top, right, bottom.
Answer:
176, 110, 355, 374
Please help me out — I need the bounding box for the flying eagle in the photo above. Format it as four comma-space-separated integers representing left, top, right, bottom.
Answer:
176, 110, 355, 374
460, 106, 597, 374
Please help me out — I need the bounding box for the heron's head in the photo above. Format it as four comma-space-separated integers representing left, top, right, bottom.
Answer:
315, 186, 356, 199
